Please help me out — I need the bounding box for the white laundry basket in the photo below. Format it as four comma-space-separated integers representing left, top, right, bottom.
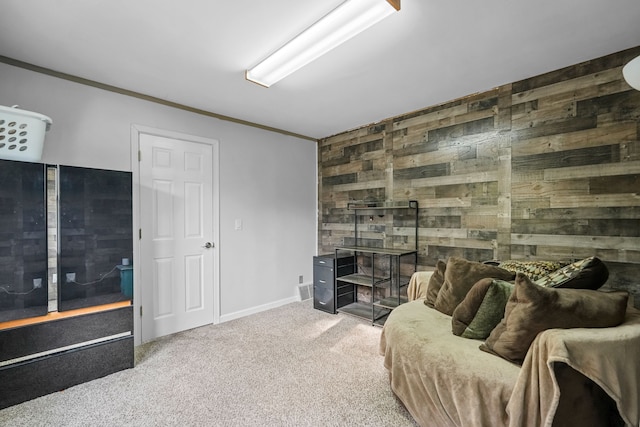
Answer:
0, 105, 52, 162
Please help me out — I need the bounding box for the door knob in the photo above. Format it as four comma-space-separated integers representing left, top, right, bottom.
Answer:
203, 242, 213, 249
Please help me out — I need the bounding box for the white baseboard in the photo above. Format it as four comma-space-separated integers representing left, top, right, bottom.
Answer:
219, 295, 301, 323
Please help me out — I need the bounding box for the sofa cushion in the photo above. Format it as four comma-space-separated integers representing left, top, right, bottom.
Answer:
434, 257, 515, 316
480, 273, 628, 364
451, 278, 514, 339
533, 256, 609, 290
498, 260, 565, 281
424, 260, 446, 308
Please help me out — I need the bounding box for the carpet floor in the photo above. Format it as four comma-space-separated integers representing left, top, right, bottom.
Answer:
0, 300, 419, 426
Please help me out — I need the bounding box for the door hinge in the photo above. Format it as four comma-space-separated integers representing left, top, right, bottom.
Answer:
139, 228, 142, 239
140, 306, 143, 317
138, 150, 142, 162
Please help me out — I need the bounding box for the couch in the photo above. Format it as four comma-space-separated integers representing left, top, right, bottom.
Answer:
379, 257, 640, 427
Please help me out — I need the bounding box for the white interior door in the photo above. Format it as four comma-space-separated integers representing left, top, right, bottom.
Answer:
139, 133, 215, 342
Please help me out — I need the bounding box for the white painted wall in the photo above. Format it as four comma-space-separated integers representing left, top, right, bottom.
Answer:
0, 63, 317, 328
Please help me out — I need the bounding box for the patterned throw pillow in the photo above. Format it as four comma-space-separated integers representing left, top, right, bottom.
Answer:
533, 256, 609, 290
498, 260, 566, 281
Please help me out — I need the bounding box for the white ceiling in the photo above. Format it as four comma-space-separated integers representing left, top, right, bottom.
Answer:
1, 0, 639, 140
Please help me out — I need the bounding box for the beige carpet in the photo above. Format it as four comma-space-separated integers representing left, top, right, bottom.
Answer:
0, 300, 418, 426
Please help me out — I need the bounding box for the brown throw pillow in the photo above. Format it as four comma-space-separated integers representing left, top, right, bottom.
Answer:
424, 260, 446, 308
480, 273, 629, 364
434, 257, 515, 316
452, 278, 514, 339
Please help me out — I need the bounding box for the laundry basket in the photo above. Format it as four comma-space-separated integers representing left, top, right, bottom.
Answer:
0, 105, 52, 162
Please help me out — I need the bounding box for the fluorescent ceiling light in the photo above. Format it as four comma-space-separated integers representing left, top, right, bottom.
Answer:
246, 0, 400, 87
623, 55, 640, 91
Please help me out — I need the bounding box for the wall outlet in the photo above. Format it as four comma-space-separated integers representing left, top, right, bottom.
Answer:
299, 275, 304, 284
33, 278, 43, 289
52, 273, 57, 284
66, 272, 76, 283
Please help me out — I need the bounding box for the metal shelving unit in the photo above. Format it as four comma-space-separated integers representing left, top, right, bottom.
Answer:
335, 201, 418, 325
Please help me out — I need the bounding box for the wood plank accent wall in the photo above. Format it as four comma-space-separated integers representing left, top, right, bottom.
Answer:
318, 46, 640, 305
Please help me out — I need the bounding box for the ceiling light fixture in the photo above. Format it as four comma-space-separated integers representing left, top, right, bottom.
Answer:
245, 0, 400, 88
623, 55, 640, 91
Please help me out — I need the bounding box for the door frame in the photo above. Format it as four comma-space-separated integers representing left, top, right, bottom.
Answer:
130, 124, 221, 346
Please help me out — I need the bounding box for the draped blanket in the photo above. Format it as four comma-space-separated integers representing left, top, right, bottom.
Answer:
380, 300, 640, 427
380, 300, 520, 426
406, 271, 433, 301
508, 308, 640, 427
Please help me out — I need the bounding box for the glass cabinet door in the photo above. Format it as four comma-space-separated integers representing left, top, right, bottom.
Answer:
58, 165, 133, 311
0, 159, 47, 322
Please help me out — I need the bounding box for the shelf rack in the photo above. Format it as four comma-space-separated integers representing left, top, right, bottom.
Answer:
334, 200, 418, 325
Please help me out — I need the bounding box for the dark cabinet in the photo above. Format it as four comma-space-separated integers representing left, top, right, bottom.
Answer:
0, 160, 134, 409
313, 255, 355, 314
0, 305, 133, 409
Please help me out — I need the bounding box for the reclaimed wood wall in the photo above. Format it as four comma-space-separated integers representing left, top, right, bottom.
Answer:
318, 46, 640, 304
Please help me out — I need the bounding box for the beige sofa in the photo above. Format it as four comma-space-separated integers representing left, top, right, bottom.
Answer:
380, 267, 640, 427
